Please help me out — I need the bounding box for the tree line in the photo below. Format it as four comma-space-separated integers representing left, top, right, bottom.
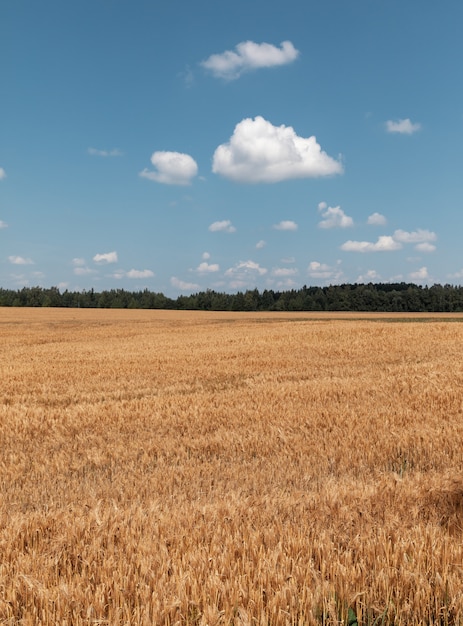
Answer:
2, 282, 463, 312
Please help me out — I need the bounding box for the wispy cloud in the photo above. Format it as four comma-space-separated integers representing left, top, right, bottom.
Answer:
385, 118, 421, 134
93, 251, 118, 264
208, 220, 236, 233
170, 276, 200, 291
308, 261, 343, 281
0, 220, 8, 229
88, 147, 123, 157
317, 202, 353, 229
393, 229, 436, 244
356, 269, 381, 282
256, 240, 266, 249
8, 255, 34, 265
272, 267, 298, 277
113, 269, 154, 279
140, 151, 198, 186
201, 40, 299, 80
212, 116, 343, 183
225, 260, 267, 289
0, 168, 6, 180
273, 220, 298, 231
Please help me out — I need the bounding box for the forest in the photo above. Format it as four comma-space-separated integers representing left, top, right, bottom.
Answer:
1, 282, 463, 312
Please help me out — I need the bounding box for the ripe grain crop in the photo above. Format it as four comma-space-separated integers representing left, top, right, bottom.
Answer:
1, 308, 463, 625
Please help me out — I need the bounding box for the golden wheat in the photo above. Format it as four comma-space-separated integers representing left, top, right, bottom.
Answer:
1, 308, 463, 625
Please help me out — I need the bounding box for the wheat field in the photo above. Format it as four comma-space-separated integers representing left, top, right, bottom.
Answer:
1, 308, 463, 625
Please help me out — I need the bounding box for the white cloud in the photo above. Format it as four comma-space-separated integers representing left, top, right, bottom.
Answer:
208, 220, 236, 233
88, 147, 123, 157
409, 266, 429, 281
0, 220, 8, 229
318, 204, 353, 229
386, 118, 421, 134
393, 229, 436, 244
171, 276, 200, 291
225, 260, 267, 288
140, 151, 198, 186
212, 116, 343, 183
415, 242, 436, 253
341, 236, 402, 252
202, 252, 210, 260
72, 257, 86, 267
356, 269, 381, 282
195, 262, 220, 274
0, 168, 6, 180
74, 266, 95, 276
8, 255, 34, 265
256, 240, 266, 249
201, 40, 299, 80
273, 220, 298, 231
308, 261, 343, 281
93, 251, 118, 264
367, 212, 387, 226
272, 267, 298, 277
126, 269, 155, 279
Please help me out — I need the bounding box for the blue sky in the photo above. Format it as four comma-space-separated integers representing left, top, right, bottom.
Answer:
1, 0, 462, 296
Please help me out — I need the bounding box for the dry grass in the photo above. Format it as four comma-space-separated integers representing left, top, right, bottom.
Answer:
1, 308, 463, 625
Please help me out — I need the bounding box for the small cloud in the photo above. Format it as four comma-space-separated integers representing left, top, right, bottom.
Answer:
225, 260, 267, 288
208, 220, 236, 233
74, 266, 95, 276
415, 242, 436, 253
93, 251, 118, 264
272, 267, 298, 277
126, 269, 154, 279
201, 40, 299, 80
202, 252, 210, 260
8, 255, 34, 265
356, 269, 381, 282
212, 116, 343, 183
0, 220, 8, 229
367, 212, 387, 226
341, 236, 402, 252
194, 262, 220, 274
318, 204, 353, 229
273, 220, 298, 231
281, 256, 295, 264
385, 118, 421, 134
72, 258, 86, 267
0, 168, 6, 180
308, 261, 343, 281
140, 151, 198, 186
256, 240, 266, 249
409, 266, 429, 281
88, 147, 123, 157
393, 229, 436, 244
171, 276, 200, 291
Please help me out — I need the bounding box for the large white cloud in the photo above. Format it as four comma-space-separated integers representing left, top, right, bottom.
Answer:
212, 116, 343, 183
140, 151, 198, 186
93, 251, 118, 264
341, 236, 402, 252
318, 204, 353, 229
386, 118, 421, 134
201, 40, 299, 80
